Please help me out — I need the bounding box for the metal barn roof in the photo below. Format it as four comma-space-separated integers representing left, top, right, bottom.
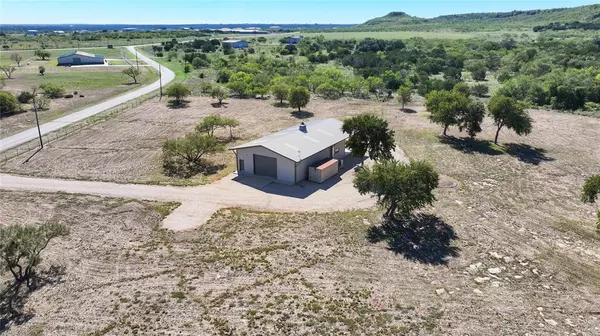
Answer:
230, 119, 348, 162
57, 51, 104, 59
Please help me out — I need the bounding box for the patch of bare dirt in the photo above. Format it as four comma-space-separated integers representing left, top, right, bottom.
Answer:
1, 96, 397, 184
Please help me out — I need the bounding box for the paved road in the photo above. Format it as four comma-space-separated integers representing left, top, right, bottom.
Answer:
0, 46, 175, 152
0, 169, 374, 231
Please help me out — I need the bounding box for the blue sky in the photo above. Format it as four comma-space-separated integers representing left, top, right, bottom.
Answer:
1, 0, 597, 24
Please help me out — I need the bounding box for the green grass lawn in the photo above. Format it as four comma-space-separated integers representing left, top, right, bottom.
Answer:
1, 47, 125, 66
19, 68, 157, 90
0, 50, 36, 65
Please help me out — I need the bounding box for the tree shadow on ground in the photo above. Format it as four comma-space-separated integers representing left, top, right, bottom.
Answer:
503, 143, 554, 165
167, 100, 191, 109
439, 136, 503, 156
163, 158, 225, 179
291, 110, 314, 119
401, 108, 418, 114
367, 214, 459, 265
211, 102, 228, 108
0, 265, 66, 332
439, 136, 554, 165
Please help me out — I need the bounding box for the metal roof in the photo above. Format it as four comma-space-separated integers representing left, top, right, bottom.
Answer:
57, 51, 104, 59
222, 40, 246, 44
230, 119, 348, 162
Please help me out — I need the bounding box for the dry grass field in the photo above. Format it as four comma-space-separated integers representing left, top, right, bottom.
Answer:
1, 97, 599, 334
1, 96, 384, 185
0, 183, 598, 335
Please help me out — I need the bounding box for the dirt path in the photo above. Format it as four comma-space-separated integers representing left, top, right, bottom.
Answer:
0, 46, 174, 151
0, 167, 375, 230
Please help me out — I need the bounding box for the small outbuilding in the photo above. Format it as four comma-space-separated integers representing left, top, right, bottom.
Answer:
222, 40, 249, 49
230, 119, 348, 185
57, 51, 105, 66
284, 36, 302, 44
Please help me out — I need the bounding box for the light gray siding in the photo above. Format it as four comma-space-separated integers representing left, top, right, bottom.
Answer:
236, 146, 295, 184
294, 140, 345, 183
57, 55, 104, 65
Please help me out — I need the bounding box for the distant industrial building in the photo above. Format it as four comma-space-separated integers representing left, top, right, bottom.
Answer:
222, 40, 249, 49
57, 51, 105, 66
53, 30, 66, 35
215, 28, 268, 34
26, 30, 38, 36
284, 36, 302, 44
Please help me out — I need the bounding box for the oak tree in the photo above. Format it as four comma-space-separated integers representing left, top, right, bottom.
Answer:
342, 114, 395, 163
354, 160, 439, 218
487, 94, 532, 144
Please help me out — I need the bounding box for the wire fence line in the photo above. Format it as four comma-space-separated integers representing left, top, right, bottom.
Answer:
0, 92, 160, 164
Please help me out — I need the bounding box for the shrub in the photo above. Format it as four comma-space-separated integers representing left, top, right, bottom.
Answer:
17, 91, 34, 104
198, 72, 205, 79
471, 83, 489, 97
165, 83, 191, 106
452, 82, 470, 97
497, 71, 511, 83
199, 82, 213, 94
162, 133, 224, 178
37, 96, 50, 110
64, 94, 74, 99
210, 86, 228, 104
40, 83, 66, 98
0, 91, 20, 115
584, 102, 600, 111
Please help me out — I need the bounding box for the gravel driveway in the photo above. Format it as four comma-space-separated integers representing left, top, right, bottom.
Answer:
0, 164, 375, 230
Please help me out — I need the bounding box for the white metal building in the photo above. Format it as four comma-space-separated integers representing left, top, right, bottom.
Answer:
230, 119, 348, 185
57, 51, 105, 66
222, 40, 249, 48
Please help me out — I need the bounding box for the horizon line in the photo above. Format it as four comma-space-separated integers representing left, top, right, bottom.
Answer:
0, 23, 358, 26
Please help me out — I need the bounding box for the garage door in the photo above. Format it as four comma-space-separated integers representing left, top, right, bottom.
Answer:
253, 154, 277, 179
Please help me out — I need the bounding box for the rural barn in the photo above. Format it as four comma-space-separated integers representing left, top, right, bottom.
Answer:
230, 119, 348, 185
222, 40, 249, 48
57, 51, 105, 66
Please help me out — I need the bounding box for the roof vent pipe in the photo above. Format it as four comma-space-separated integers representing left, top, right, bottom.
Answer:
299, 122, 307, 133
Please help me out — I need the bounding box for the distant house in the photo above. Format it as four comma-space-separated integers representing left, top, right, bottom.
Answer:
230, 119, 347, 185
222, 40, 249, 49
284, 36, 302, 44
26, 30, 38, 36
57, 51, 105, 66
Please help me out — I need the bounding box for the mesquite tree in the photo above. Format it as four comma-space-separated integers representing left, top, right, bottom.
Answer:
0, 221, 69, 289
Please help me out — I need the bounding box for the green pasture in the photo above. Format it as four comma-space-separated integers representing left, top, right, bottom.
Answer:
17, 68, 157, 90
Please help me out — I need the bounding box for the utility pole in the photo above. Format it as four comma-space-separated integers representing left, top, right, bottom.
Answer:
34, 103, 43, 149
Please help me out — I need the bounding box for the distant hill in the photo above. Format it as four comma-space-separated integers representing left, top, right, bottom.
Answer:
359, 4, 600, 31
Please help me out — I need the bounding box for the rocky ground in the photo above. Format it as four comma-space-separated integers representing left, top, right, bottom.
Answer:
0, 97, 599, 335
